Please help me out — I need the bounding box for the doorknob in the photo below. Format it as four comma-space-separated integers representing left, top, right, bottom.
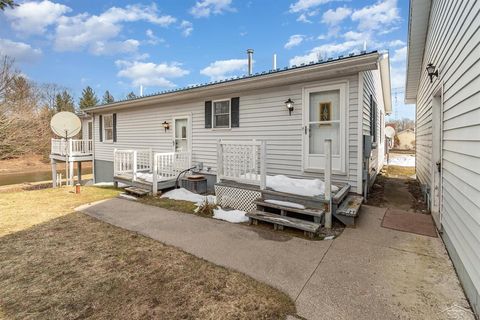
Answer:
436, 160, 441, 173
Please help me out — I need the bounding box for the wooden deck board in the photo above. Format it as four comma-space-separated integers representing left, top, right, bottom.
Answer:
246, 210, 321, 233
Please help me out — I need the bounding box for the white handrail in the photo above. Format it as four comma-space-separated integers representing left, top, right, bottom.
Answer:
51, 138, 93, 156
217, 140, 266, 189
113, 148, 152, 181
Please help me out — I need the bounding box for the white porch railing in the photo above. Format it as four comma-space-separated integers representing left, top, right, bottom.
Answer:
113, 148, 152, 180
152, 151, 192, 194
51, 138, 93, 156
216, 139, 266, 189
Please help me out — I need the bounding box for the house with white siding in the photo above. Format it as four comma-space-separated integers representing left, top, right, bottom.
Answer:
405, 0, 480, 315
74, 50, 391, 228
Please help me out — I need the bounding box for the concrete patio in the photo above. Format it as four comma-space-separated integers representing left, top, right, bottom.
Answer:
77, 198, 474, 320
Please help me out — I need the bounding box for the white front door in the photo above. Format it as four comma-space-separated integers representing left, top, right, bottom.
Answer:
431, 92, 443, 230
303, 83, 346, 173
172, 115, 191, 152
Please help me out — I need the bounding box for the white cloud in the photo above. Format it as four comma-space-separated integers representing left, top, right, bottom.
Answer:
390, 46, 407, 63
145, 29, 165, 45
351, 0, 400, 31
4, 0, 71, 35
54, 4, 176, 54
115, 60, 189, 88
90, 39, 140, 56
190, 0, 235, 18
388, 39, 406, 47
0, 38, 42, 62
200, 59, 248, 80
321, 6, 352, 25
343, 31, 366, 41
180, 20, 193, 37
289, 0, 332, 13
284, 35, 305, 49
296, 13, 312, 23
289, 40, 362, 66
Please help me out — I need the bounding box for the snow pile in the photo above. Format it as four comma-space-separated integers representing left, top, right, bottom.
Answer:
136, 173, 163, 183
265, 199, 305, 209
161, 188, 216, 205
213, 208, 249, 223
266, 175, 339, 197
387, 156, 415, 167
94, 182, 128, 188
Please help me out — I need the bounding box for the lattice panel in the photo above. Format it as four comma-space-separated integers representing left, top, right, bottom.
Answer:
215, 185, 261, 212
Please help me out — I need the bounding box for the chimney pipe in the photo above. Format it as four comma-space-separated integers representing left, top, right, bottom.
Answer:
273, 53, 277, 70
247, 49, 254, 75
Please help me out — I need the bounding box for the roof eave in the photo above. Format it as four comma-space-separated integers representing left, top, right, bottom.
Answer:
405, 0, 432, 104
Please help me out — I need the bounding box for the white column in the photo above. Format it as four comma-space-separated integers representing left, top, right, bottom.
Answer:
260, 140, 267, 190
68, 159, 74, 186
51, 159, 57, 188
152, 154, 158, 195
324, 139, 332, 229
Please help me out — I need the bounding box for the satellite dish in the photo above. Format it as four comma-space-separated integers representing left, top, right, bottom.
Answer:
50, 112, 81, 138
385, 126, 396, 139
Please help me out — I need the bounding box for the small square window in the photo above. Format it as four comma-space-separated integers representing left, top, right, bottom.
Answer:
213, 100, 230, 128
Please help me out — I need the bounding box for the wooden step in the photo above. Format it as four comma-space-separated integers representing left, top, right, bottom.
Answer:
254, 200, 324, 218
125, 186, 150, 196
246, 210, 321, 234
336, 195, 363, 217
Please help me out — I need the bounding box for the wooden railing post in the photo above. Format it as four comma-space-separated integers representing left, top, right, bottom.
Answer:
152, 154, 158, 195
133, 150, 137, 181
217, 139, 223, 183
260, 140, 267, 190
324, 139, 332, 229
68, 139, 73, 156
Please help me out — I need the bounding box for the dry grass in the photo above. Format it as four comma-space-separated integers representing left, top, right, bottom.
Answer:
138, 196, 198, 214
385, 165, 416, 178
0, 187, 296, 319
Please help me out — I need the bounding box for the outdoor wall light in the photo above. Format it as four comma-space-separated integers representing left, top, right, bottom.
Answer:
285, 98, 295, 116
162, 121, 170, 132
426, 63, 439, 83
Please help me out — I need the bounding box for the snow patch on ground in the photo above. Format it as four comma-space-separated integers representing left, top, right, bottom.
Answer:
135, 173, 163, 183
94, 182, 128, 188
213, 208, 249, 223
266, 175, 339, 197
265, 199, 305, 209
387, 155, 415, 167
161, 188, 216, 205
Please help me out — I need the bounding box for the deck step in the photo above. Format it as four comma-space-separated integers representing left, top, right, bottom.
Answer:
246, 210, 321, 234
336, 195, 363, 217
254, 200, 324, 218
125, 186, 150, 196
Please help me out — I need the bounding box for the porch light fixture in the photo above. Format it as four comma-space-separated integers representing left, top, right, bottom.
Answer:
285, 98, 294, 116
162, 121, 170, 132
426, 63, 438, 83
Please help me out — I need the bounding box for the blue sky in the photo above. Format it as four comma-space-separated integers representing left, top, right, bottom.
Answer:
0, 0, 414, 119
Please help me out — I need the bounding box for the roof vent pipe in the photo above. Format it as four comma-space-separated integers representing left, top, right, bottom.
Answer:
247, 49, 254, 75
273, 53, 277, 70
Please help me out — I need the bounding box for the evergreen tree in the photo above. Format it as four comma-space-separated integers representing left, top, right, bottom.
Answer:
79, 86, 99, 109
54, 90, 75, 112
102, 90, 115, 104
126, 91, 137, 99
0, 0, 18, 10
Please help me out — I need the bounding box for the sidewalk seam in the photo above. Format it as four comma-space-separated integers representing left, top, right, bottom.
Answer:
294, 239, 334, 302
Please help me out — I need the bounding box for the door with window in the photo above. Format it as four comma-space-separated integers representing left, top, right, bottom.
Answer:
172, 115, 191, 152
303, 83, 346, 173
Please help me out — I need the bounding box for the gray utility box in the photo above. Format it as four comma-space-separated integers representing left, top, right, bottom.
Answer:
181, 176, 207, 195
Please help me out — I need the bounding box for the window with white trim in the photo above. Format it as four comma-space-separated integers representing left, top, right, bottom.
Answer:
213, 100, 230, 128
103, 114, 113, 142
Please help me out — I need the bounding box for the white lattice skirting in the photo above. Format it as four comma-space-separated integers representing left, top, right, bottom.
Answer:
215, 185, 261, 212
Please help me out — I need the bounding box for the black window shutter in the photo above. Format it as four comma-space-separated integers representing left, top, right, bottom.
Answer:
99, 115, 103, 142
205, 101, 212, 128
113, 113, 117, 142
231, 97, 240, 128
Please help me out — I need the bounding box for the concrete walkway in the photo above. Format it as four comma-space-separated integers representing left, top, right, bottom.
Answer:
78, 199, 474, 320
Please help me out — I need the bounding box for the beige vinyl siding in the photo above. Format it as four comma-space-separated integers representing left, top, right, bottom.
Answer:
362, 69, 385, 175
94, 75, 362, 193
414, 0, 480, 310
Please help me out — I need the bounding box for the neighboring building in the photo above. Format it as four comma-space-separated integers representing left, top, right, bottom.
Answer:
396, 128, 415, 150
405, 0, 480, 315
81, 51, 391, 201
